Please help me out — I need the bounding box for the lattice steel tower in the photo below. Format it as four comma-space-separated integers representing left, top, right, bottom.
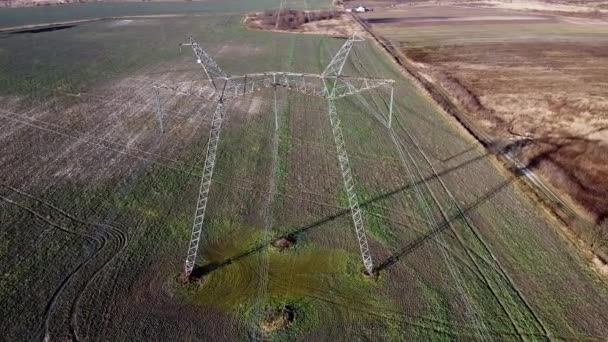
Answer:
154, 35, 394, 279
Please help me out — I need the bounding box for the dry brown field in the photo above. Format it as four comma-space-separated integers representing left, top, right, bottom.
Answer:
363, 5, 608, 247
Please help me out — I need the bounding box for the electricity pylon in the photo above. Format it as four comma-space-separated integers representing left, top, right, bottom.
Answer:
322, 34, 375, 275
157, 35, 394, 280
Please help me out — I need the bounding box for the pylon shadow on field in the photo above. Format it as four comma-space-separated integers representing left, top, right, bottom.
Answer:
190, 262, 226, 279
374, 126, 608, 272
194, 151, 494, 276
192, 126, 605, 293
440, 145, 478, 163
373, 173, 520, 273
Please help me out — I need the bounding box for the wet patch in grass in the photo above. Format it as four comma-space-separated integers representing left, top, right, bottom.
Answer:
173, 221, 395, 337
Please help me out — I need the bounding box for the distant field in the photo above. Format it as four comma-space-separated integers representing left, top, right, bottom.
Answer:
1, 5, 608, 341
347, 0, 608, 12
364, 5, 608, 234
0, 0, 333, 28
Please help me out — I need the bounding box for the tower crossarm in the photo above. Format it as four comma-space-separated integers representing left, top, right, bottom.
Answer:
183, 102, 226, 277
153, 74, 393, 103
331, 77, 394, 99
152, 80, 217, 101
322, 34, 364, 79
158, 34, 395, 278
181, 36, 229, 95
326, 99, 374, 274
220, 72, 328, 100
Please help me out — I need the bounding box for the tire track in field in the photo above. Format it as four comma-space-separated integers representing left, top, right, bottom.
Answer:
351, 45, 547, 338
387, 128, 492, 340
348, 45, 492, 339
0, 184, 129, 341
93, 85, 215, 339
0, 87, 174, 275
1, 71, 212, 339
389, 115, 543, 340
68, 222, 127, 342
270, 280, 519, 340
250, 92, 280, 341
0, 193, 106, 341
0, 184, 128, 341
77, 144, 161, 341
93, 95, 213, 339
395, 119, 552, 339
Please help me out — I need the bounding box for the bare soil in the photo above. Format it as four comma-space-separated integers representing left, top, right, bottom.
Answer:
404, 41, 608, 225
361, 5, 608, 222
271, 237, 296, 250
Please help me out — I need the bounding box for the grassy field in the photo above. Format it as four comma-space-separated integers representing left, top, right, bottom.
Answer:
0, 0, 333, 28
1, 3, 608, 340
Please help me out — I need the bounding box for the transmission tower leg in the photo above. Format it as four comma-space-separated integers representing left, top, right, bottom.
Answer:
154, 87, 164, 133
326, 99, 375, 275
388, 86, 394, 129
274, 85, 278, 131
183, 102, 226, 279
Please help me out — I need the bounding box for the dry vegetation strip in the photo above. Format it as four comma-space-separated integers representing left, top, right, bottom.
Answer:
243, 8, 363, 36
247, 9, 342, 30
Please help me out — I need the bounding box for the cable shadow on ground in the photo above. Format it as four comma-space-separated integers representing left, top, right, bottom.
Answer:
193, 130, 595, 278
373, 173, 520, 273
375, 128, 608, 273
192, 150, 493, 278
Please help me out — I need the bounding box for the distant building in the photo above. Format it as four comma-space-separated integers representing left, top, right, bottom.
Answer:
346, 5, 373, 13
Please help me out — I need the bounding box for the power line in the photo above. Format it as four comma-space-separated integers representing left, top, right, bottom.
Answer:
166, 34, 395, 280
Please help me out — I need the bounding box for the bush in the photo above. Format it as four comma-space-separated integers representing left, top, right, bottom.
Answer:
257, 9, 341, 30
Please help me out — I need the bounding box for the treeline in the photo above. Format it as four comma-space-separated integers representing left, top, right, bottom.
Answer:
256, 9, 341, 29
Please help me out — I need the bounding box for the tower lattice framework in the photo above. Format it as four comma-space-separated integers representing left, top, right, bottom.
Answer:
153, 34, 395, 278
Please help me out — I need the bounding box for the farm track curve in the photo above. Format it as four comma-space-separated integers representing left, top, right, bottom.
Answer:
0, 184, 129, 340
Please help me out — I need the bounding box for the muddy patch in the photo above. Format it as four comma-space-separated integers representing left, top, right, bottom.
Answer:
271, 236, 296, 251
261, 304, 295, 333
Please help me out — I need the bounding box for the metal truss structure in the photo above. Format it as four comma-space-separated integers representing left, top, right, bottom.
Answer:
158, 35, 394, 278
184, 102, 225, 276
